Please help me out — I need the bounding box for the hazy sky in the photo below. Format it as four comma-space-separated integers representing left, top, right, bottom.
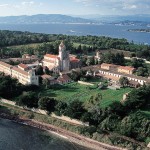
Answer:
0, 0, 149, 16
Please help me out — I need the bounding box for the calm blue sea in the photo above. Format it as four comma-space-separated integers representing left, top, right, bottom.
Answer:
0, 118, 89, 150
0, 23, 149, 44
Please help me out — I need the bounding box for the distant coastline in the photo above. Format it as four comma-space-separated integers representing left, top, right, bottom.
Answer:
128, 29, 150, 33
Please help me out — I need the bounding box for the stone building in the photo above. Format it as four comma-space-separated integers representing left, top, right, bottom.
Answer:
101, 63, 135, 75
42, 41, 81, 73
95, 51, 101, 62
101, 63, 118, 72
0, 61, 39, 86
118, 66, 135, 75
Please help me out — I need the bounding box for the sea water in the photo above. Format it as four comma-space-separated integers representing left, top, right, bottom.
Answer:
0, 118, 89, 150
0, 23, 149, 44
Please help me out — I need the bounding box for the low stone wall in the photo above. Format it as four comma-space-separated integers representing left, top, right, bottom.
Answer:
0, 98, 16, 106
0, 98, 47, 115
51, 113, 89, 126
0, 98, 87, 125
78, 81, 94, 86
125, 57, 150, 64
24, 107, 47, 115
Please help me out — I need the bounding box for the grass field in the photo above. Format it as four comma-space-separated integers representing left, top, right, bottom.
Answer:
8, 42, 92, 49
142, 111, 150, 118
7, 43, 44, 49
41, 82, 131, 108
73, 42, 92, 48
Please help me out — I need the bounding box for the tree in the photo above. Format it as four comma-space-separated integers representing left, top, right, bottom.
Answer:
119, 111, 150, 140
0, 75, 22, 98
81, 57, 87, 67
136, 67, 149, 77
98, 114, 120, 131
35, 65, 44, 75
42, 78, 49, 89
69, 70, 80, 81
44, 66, 50, 75
85, 56, 95, 66
65, 100, 86, 119
131, 58, 144, 68
114, 52, 125, 65
124, 85, 150, 110
119, 77, 129, 87
16, 91, 38, 108
84, 93, 102, 112
38, 96, 57, 113
55, 101, 67, 116
101, 52, 125, 65
108, 101, 126, 117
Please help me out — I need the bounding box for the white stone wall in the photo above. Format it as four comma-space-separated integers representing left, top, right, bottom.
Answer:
98, 70, 146, 85
0, 62, 39, 86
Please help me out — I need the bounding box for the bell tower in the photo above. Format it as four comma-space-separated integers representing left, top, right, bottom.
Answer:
58, 41, 70, 72
59, 41, 66, 60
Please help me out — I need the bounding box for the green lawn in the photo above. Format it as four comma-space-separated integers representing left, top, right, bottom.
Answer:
73, 42, 92, 48
141, 110, 150, 119
7, 43, 43, 49
41, 82, 131, 108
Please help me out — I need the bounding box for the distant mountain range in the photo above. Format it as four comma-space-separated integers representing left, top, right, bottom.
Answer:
75, 14, 150, 26
76, 14, 150, 22
0, 14, 150, 26
0, 14, 95, 24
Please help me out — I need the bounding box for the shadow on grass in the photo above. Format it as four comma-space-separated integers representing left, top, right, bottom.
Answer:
50, 84, 79, 91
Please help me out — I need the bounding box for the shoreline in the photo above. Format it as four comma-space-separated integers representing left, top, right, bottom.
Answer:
0, 113, 126, 150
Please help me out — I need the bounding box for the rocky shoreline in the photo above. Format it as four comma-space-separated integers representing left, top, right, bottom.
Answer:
0, 113, 126, 150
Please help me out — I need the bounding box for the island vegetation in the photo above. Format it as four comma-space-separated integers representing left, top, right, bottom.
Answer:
0, 30, 150, 61
0, 73, 150, 149
0, 30, 150, 149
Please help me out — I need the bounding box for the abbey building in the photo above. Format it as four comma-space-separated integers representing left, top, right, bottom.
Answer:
42, 41, 81, 73
0, 61, 39, 86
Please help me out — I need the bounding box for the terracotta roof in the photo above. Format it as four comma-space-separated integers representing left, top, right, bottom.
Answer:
70, 59, 80, 62
43, 59, 55, 63
10, 58, 38, 61
96, 73, 120, 81
41, 74, 54, 80
0, 61, 12, 68
45, 54, 58, 59
57, 74, 72, 83
118, 66, 135, 71
12, 67, 28, 76
71, 65, 150, 84
97, 68, 150, 83
70, 57, 80, 62
101, 63, 118, 67
18, 63, 28, 69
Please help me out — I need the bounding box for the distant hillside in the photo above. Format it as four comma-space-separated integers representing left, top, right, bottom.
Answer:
77, 14, 150, 22
0, 14, 95, 24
